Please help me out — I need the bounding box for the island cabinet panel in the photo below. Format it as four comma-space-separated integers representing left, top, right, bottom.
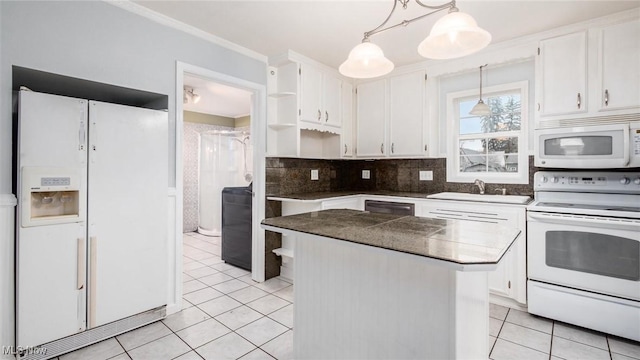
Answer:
419, 199, 527, 308
293, 233, 489, 359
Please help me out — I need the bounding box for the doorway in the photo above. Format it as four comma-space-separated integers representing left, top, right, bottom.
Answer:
175, 63, 267, 306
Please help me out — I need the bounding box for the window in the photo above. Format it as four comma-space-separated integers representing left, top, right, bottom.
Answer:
446, 81, 528, 184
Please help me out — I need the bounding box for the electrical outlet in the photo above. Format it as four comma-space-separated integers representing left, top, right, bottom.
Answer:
362, 170, 371, 180
311, 169, 319, 181
419, 170, 433, 181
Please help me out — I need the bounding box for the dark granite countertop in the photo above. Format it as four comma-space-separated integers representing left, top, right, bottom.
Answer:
267, 190, 434, 201
261, 209, 521, 267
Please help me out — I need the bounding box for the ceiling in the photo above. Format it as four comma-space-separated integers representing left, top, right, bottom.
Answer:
183, 74, 252, 118
134, 0, 640, 70
148, 0, 639, 118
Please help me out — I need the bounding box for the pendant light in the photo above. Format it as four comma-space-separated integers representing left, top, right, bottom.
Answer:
338, 41, 394, 79
339, 0, 491, 79
469, 64, 491, 116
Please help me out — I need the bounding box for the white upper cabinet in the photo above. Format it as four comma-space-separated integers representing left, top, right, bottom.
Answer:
597, 19, 640, 111
300, 63, 342, 129
389, 71, 426, 157
300, 64, 323, 123
342, 82, 354, 157
323, 74, 342, 128
536, 18, 640, 126
356, 79, 387, 157
537, 31, 588, 117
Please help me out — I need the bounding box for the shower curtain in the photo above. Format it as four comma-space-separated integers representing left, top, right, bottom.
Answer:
198, 131, 252, 236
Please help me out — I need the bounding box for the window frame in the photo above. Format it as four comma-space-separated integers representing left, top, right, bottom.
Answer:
446, 81, 529, 184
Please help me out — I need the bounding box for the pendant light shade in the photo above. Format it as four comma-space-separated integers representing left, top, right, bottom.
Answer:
470, 99, 491, 116
469, 64, 491, 116
339, 42, 395, 79
418, 11, 492, 60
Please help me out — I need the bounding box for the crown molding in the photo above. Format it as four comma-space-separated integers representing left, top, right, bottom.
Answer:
105, 0, 267, 64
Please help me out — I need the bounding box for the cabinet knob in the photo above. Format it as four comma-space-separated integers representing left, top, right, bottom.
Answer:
391, 143, 395, 154
344, 144, 348, 154
577, 93, 581, 109
325, 111, 329, 122
381, 143, 384, 154
317, 109, 321, 121
604, 89, 609, 107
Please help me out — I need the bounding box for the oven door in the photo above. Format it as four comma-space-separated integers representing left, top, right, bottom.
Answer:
535, 124, 629, 168
528, 211, 640, 301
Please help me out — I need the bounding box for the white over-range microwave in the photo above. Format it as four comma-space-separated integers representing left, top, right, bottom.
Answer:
535, 122, 640, 168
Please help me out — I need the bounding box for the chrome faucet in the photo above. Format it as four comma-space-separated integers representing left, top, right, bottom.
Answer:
473, 179, 485, 195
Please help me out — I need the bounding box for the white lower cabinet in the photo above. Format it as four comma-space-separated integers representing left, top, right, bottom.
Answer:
418, 200, 527, 306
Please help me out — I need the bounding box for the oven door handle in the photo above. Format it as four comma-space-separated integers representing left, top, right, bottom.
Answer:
528, 212, 640, 231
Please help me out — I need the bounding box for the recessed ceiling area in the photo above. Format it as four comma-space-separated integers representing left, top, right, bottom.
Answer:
134, 1, 640, 69
183, 75, 252, 118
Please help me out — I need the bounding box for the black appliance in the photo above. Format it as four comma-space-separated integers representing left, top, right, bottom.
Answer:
221, 185, 252, 270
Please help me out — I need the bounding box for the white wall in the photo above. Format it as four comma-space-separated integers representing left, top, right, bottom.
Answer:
0, 0, 266, 192
0, 1, 266, 356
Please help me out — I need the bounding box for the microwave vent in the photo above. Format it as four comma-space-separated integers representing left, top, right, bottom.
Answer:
537, 113, 640, 129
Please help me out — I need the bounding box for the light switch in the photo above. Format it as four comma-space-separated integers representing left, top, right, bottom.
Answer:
362, 170, 371, 179
311, 169, 319, 180
419, 170, 433, 181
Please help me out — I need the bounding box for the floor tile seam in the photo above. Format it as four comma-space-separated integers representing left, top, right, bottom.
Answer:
606, 336, 640, 360
183, 264, 221, 275
549, 320, 555, 360
269, 287, 294, 303
194, 295, 246, 319
116, 321, 175, 353
497, 337, 552, 356
501, 320, 557, 338
105, 336, 127, 359
211, 278, 253, 292
125, 332, 192, 359
232, 323, 289, 353
266, 312, 294, 330
247, 302, 290, 316
173, 322, 234, 353
551, 332, 610, 352
163, 316, 211, 335
227, 290, 272, 304
162, 313, 209, 357
190, 328, 258, 360
504, 318, 553, 335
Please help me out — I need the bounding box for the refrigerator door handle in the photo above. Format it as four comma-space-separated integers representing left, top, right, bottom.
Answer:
79, 120, 86, 150
77, 237, 85, 290
89, 236, 97, 328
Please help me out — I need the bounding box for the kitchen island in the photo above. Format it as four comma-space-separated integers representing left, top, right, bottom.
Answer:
261, 209, 521, 360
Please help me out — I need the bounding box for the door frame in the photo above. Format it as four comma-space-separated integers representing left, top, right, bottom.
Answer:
174, 62, 267, 310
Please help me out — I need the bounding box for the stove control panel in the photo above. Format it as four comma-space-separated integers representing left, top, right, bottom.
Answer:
535, 171, 640, 193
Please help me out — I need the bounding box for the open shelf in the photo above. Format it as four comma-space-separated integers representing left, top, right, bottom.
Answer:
268, 123, 297, 130
272, 247, 294, 259
268, 92, 296, 98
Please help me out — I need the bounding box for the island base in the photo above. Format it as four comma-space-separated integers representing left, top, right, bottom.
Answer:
294, 233, 490, 359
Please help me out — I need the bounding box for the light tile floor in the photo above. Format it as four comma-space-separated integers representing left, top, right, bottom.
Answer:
56, 231, 640, 360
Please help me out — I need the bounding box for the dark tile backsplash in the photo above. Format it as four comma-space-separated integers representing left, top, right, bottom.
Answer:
266, 156, 537, 197
263, 156, 538, 279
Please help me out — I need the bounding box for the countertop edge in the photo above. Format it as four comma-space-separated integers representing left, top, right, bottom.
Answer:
261, 222, 504, 272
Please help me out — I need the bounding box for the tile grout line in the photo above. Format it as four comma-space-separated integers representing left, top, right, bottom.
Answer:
549, 320, 554, 360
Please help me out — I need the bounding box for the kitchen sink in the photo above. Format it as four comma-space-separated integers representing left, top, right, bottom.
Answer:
426, 192, 531, 205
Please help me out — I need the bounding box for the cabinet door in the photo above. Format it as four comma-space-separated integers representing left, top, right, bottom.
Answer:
389, 71, 426, 156
323, 74, 342, 128
598, 20, 640, 111
342, 82, 354, 157
356, 79, 387, 157
538, 32, 587, 116
300, 64, 322, 123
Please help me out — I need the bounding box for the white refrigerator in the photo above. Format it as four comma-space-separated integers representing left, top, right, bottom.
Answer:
16, 90, 168, 351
